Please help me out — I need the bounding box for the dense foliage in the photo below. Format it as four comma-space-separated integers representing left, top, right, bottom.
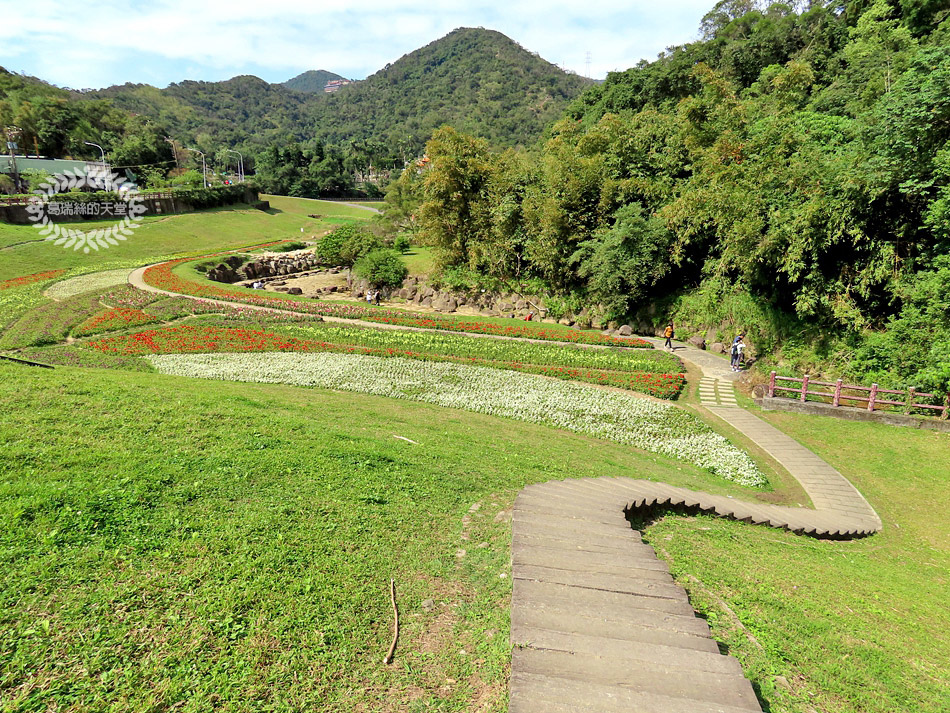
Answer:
282, 70, 346, 93
0, 68, 173, 182
402, 1, 950, 393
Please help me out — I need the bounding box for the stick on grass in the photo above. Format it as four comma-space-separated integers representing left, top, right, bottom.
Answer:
383, 578, 399, 664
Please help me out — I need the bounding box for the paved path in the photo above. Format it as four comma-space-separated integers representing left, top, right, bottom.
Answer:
510, 339, 882, 712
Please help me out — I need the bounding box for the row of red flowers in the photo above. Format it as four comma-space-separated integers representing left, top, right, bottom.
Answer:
88, 326, 684, 398
142, 256, 650, 348
74, 308, 157, 336
0, 270, 66, 291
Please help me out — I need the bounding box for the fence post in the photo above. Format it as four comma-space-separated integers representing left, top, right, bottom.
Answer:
868, 383, 878, 412
942, 393, 949, 421
768, 371, 776, 398
833, 379, 843, 407
905, 387, 916, 415
801, 374, 809, 403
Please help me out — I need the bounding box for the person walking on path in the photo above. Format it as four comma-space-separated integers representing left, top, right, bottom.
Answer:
730, 334, 745, 371
663, 323, 675, 351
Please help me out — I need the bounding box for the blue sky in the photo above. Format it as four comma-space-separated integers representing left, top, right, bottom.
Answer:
0, 1, 715, 89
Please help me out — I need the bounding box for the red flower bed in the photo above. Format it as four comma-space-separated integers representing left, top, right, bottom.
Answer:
143, 256, 650, 348
88, 326, 683, 398
0, 270, 66, 290
75, 308, 157, 336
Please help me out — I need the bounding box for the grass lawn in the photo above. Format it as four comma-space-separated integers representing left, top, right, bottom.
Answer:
400, 247, 435, 276
0, 200, 372, 282
0, 362, 750, 712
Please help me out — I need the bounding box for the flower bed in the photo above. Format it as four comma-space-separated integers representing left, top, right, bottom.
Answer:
142, 257, 649, 347
146, 352, 764, 485
44, 269, 134, 300
87, 325, 684, 398
0, 270, 66, 291
74, 308, 159, 336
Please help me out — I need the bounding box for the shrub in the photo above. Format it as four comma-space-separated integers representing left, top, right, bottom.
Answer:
393, 235, 411, 254
353, 249, 408, 288
316, 225, 383, 267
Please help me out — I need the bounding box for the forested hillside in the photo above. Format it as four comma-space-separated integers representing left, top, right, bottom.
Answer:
0, 68, 172, 174
305, 28, 591, 150
402, 0, 950, 394
283, 69, 347, 93
84, 28, 588, 156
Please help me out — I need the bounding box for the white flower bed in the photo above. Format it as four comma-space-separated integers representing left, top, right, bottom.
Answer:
148, 352, 766, 486
45, 269, 133, 300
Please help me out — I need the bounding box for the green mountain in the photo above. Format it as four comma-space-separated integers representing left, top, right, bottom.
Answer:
89, 75, 311, 149
83, 28, 590, 153
283, 70, 347, 93
305, 27, 592, 150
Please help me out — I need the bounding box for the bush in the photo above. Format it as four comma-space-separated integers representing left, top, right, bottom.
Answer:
317, 225, 384, 267
393, 235, 411, 254
354, 250, 408, 288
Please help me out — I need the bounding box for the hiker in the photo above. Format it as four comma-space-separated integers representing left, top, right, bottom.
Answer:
373, 290, 381, 306
663, 322, 674, 351
730, 334, 745, 371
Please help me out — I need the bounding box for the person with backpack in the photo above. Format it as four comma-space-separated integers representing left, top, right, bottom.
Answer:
730, 334, 745, 371
663, 323, 675, 351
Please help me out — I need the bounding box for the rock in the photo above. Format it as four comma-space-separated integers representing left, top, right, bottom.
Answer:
271, 281, 286, 287
688, 335, 707, 350
753, 384, 768, 398
421, 599, 435, 611
601, 329, 614, 336
287, 287, 303, 295
710, 342, 726, 354
397, 288, 408, 299
558, 317, 574, 326
618, 324, 633, 336
515, 299, 527, 310
420, 296, 432, 307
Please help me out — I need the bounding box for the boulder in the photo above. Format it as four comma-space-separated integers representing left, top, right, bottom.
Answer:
710, 342, 726, 354
287, 287, 303, 295
558, 317, 574, 326
618, 324, 633, 336
688, 335, 707, 350
420, 296, 433, 307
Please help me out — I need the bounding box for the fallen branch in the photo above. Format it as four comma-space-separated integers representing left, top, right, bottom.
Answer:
392, 435, 420, 445
383, 578, 399, 664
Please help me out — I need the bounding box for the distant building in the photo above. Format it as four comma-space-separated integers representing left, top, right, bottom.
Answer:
0, 156, 105, 177
324, 79, 353, 93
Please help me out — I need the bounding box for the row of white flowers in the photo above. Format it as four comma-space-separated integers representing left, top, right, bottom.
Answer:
148, 352, 766, 486
45, 269, 133, 300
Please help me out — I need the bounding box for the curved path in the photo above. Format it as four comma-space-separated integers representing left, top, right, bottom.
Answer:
508, 341, 881, 712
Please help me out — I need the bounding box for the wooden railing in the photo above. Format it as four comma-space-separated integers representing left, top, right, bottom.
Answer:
767, 371, 949, 420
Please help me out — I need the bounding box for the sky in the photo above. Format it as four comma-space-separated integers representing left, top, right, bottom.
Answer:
0, 0, 715, 90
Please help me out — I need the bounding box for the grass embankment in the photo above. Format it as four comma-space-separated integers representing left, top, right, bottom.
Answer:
641, 411, 949, 713
0, 362, 748, 712
0, 198, 371, 282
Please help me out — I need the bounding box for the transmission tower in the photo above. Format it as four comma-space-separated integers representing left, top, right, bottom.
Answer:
585, 51, 592, 79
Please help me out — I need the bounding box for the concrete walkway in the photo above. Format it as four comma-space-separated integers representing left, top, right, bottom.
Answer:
509, 339, 882, 712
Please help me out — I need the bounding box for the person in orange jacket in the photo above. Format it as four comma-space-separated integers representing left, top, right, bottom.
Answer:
663, 322, 674, 350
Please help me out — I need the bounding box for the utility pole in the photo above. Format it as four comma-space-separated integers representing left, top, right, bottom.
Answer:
4, 126, 22, 193
184, 146, 208, 187
225, 149, 244, 182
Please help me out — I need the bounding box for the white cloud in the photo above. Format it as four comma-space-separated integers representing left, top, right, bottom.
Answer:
0, 0, 714, 87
